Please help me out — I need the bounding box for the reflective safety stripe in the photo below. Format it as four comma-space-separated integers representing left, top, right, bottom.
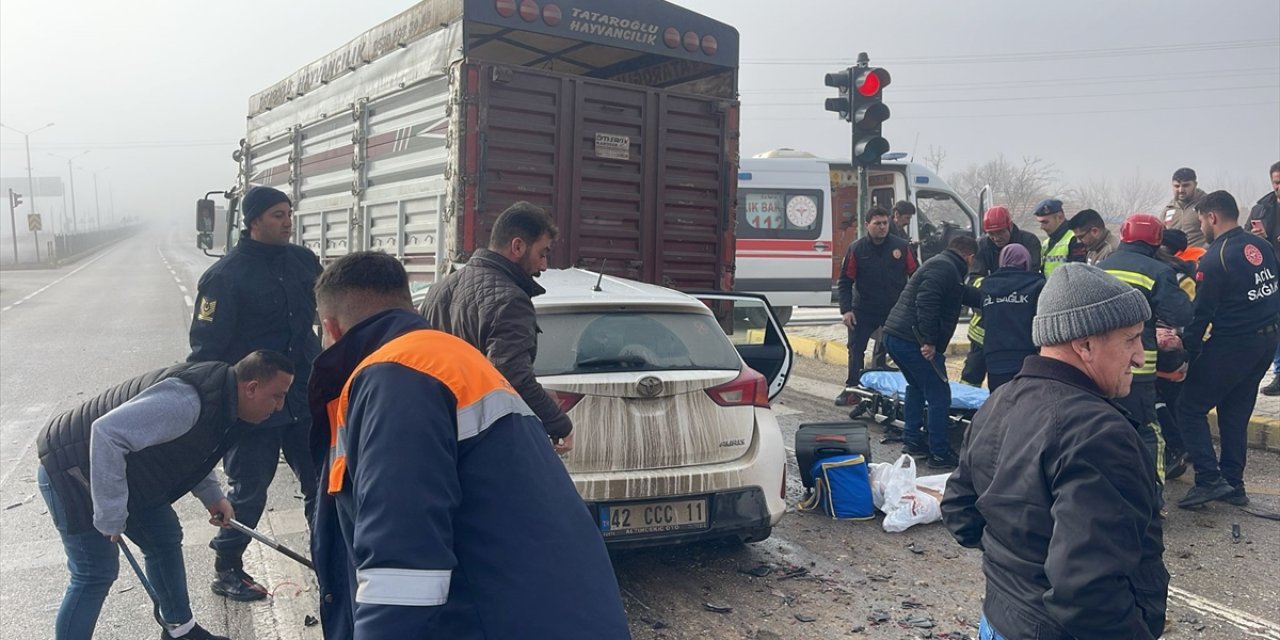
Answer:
356, 567, 451, 606
326, 398, 348, 495
968, 277, 984, 343
1042, 234, 1071, 278
1133, 349, 1158, 375
1105, 270, 1156, 291
457, 387, 536, 441
326, 329, 531, 494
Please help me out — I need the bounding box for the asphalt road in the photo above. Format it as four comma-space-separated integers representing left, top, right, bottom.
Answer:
1, 231, 1277, 639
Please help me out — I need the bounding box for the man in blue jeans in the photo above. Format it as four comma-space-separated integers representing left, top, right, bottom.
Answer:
35, 351, 294, 640
882, 235, 981, 469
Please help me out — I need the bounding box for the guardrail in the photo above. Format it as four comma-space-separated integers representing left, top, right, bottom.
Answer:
53, 224, 144, 265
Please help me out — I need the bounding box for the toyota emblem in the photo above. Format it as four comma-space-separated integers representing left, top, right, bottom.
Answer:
636, 376, 663, 397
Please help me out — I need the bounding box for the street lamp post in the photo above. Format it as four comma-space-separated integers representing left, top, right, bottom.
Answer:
49, 151, 89, 234
0, 121, 55, 252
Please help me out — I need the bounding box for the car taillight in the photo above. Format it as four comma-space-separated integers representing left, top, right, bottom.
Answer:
545, 389, 584, 413
705, 367, 770, 408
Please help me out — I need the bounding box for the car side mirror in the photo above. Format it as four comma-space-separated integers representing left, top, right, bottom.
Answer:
197, 199, 216, 233
197, 232, 213, 251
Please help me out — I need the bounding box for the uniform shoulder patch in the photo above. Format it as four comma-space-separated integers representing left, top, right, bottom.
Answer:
892, 249, 902, 259
197, 298, 217, 322
1245, 244, 1264, 267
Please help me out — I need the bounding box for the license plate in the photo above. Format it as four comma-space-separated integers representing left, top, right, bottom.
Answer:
599, 498, 708, 537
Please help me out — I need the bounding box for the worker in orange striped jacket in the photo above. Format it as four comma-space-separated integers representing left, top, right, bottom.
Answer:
307, 251, 630, 640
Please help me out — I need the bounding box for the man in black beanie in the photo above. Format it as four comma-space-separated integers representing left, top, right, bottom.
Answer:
188, 185, 322, 600
943, 262, 1167, 640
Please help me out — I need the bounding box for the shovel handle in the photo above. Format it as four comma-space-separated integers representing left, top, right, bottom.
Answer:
226, 518, 315, 571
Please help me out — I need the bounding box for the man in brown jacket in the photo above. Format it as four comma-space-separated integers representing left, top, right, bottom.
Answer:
1163, 167, 1208, 248
419, 201, 574, 453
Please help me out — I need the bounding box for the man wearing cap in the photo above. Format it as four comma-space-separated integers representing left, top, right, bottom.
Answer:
963, 206, 1043, 386
1067, 208, 1120, 265
188, 185, 322, 600
1034, 198, 1087, 278
1098, 214, 1193, 487
974, 244, 1044, 391
1176, 191, 1280, 508
1163, 167, 1208, 248
942, 262, 1167, 640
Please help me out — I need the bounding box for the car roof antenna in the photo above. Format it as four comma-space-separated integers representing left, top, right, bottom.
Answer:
592, 260, 607, 292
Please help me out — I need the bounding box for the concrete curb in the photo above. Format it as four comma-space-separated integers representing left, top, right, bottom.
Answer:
787, 333, 1280, 453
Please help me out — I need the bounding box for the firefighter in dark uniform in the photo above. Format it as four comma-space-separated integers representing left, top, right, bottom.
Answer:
1097, 214, 1193, 488
188, 185, 323, 599
836, 206, 917, 398
1176, 191, 1280, 508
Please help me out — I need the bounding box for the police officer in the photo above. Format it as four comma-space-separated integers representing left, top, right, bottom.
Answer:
963, 206, 1044, 386
1176, 191, 1280, 508
188, 185, 322, 600
1098, 214, 1193, 487
1033, 198, 1087, 279
836, 206, 917, 397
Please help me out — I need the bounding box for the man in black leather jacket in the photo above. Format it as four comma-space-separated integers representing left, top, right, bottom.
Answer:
420, 201, 573, 452
189, 186, 322, 601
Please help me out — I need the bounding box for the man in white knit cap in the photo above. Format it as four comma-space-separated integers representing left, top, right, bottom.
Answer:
942, 262, 1168, 640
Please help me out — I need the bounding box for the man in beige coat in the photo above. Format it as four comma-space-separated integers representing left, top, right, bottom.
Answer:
1163, 167, 1208, 248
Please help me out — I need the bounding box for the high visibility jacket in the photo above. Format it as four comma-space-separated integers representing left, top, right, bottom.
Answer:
1042, 227, 1085, 279
308, 309, 629, 640
1098, 244, 1194, 381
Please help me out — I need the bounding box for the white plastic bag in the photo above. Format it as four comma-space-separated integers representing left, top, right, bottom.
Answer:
877, 454, 949, 532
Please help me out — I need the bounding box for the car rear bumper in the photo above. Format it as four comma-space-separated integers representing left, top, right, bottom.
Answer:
591, 487, 773, 550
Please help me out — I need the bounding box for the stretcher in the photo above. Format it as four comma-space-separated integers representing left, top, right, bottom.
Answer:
838, 370, 990, 441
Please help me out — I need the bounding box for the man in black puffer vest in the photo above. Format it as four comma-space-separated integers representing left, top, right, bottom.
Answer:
36, 351, 294, 640
883, 235, 982, 469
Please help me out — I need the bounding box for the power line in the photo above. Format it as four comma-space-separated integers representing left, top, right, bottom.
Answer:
740, 67, 1280, 94
745, 83, 1280, 107
742, 38, 1279, 66
746, 100, 1280, 121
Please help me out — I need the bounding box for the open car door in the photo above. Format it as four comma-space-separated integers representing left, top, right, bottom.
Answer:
690, 292, 793, 402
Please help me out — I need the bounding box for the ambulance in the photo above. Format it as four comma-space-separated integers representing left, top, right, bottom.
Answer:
735, 149, 983, 323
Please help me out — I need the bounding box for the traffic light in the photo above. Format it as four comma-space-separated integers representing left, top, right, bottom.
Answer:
9, 190, 22, 209
823, 68, 853, 121
851, 66, 891, 166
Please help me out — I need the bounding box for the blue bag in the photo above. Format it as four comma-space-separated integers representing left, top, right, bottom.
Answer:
798, 454, 875, 520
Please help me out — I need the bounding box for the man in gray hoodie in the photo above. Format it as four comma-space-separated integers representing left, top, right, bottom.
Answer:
36, 351, 294, 640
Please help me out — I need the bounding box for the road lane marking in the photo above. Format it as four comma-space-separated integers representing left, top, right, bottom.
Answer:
184, 295, 194, 308
0, 403, 53, 487
0, 252, 111, 314
1168, 586, 1280, 639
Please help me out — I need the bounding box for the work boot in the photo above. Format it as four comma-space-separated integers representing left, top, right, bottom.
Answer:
1219, 486, 1250, 507
162, 623, 230, 640
1177, 478, 1234, 509
927, 450, 960, 470
211, 567, 269, 602
901, 439, 930, 458
1262, 375, 1280, 396
1164, 451, 1188, 481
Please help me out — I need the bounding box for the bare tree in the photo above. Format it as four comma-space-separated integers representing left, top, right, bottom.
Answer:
948, 154, 1058, 228
922, 145, 947, 175
1064, 173, 1165, 224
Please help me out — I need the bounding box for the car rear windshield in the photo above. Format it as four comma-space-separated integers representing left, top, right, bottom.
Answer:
534, 311, 742, 375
